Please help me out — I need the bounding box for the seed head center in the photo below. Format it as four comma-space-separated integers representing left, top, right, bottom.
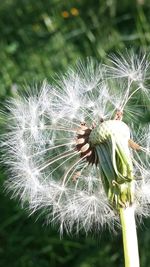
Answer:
75, 120, 130, 165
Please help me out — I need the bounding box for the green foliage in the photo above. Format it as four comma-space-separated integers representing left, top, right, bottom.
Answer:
1, 0, 150, 96
1, 0, 150, 266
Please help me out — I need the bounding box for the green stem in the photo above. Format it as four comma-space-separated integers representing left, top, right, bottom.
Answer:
119, 206, 140, 267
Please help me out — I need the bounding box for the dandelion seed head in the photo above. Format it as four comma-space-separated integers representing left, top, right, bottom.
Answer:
2, 54, 150, 234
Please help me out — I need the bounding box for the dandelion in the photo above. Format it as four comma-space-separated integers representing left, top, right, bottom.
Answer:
1, 54, 150, 267
61, 10, 69, 19
70, 7, 79, 17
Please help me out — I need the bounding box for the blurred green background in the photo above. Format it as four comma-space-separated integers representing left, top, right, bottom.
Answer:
1, 0, 150, 266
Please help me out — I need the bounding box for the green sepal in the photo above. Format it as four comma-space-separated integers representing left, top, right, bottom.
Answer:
96, 137, 134, 209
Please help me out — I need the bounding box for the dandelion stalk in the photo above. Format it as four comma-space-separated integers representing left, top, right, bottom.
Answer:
119, 206, 139, 267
